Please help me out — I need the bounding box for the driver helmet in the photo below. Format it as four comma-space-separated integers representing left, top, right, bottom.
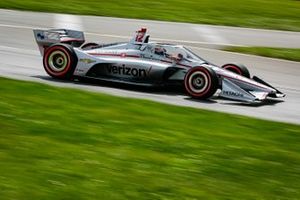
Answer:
154, 47, 166, 56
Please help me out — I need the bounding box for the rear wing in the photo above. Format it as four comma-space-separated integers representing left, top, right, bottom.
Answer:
33, 29, 85, 55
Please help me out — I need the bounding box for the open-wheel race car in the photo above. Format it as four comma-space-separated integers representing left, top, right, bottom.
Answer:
33, 28, 285, 103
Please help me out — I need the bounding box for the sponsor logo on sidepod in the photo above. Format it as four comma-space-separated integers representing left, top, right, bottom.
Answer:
107, 65, 151, 77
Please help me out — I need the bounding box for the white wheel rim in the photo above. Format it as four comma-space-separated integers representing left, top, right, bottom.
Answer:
188, 71, 208, 93
48, 50, 68, 72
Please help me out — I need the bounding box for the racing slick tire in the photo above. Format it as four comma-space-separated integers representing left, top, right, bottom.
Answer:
81, 42, 99, 50
221, 63, 250, 78
43, 43, 77, 79
184, 66, 219, 99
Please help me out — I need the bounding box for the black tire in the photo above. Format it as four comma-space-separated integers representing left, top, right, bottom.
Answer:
221, 63, 250, 78
81, 42, 99, 50
43, 43, 77, 79
184, 66, 219, 99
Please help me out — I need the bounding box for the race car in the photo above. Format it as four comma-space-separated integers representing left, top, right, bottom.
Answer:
33, 28, 285, 103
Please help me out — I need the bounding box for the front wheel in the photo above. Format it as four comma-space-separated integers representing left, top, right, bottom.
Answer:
43, 44, 77, 79
184, 66, 219, 99
221, 63, 250, 78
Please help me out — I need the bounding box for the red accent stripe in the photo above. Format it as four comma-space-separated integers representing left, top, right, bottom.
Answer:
88, 53, 140, 58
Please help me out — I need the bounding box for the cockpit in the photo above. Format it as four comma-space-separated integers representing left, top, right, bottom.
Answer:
151, 44, 206, 63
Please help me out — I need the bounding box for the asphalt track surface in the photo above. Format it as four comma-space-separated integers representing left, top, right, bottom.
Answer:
0, 9, 300, 124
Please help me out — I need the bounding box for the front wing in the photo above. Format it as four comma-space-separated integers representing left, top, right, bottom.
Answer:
219, 77, 285, 102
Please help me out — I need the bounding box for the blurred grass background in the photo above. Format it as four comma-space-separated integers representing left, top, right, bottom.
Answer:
223, 47, 300, 62
0, 77, 300, 199
1, 0, 300, 31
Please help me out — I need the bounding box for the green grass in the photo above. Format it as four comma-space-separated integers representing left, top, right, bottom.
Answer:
0, 77, 300, 199
223, 46, 300, 62
1, 0, 300, 31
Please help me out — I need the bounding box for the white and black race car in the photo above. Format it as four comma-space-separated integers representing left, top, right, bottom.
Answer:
33, 28, 285, 102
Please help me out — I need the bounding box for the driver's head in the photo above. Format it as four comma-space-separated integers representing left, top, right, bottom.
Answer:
154, 47, 165, 56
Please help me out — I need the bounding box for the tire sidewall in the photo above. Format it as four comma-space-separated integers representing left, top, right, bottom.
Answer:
184, 66, 218, 99
81, 42, 99, 50
43, 44, 77, 79
221, 63, 250, 78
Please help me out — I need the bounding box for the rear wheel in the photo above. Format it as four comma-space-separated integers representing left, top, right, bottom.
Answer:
221, 63, 250, 78
43, 44, 77, 79
184, 66, 219, 99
